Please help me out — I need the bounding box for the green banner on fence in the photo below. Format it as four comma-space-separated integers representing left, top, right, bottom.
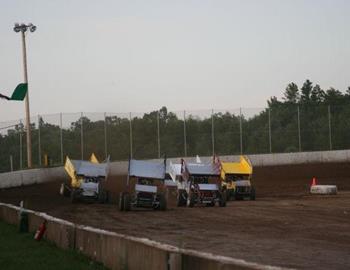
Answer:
0, 83, 28, 101
10, 83, 28, 101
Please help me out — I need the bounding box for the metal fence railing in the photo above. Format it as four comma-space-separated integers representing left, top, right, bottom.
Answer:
1, 105, 350, 173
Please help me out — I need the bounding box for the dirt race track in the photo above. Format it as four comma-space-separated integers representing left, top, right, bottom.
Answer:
1, 162, 350, 269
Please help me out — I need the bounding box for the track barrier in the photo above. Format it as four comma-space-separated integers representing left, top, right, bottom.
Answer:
2, 149, 350, 190
0, 202, 293, 270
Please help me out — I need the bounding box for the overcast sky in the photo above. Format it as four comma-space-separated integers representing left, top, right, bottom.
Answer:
0, 0, 349, 122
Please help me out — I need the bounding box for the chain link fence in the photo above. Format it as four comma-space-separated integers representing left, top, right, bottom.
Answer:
1, 105, 350, 173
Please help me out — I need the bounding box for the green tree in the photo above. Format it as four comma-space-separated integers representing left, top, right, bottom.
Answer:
324, 88, 345, 105
283, 83, 300, 103
310, 84, 325, 104
300, 79, 313, 104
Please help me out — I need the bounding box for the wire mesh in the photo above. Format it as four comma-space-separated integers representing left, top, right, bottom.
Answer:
105, 112, 131, 161
0, 119, 23, 172
241, 108, 269, 154
270, 105, 299, 153
213, 109, 241, 156
39, 113, 61, 166
60, 113, 82, 161
299, 105, 329, 152
185, 110, 212, 157
131, 111, 158, 159
329, 104, 350, 150
0, 104, 349, 173
82, 112, 106, 161
159, 110, 185, 159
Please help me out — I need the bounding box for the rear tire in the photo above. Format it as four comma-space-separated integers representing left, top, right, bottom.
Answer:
177, 190, 187, 207
219, 191, 227, 207
159, 193, 167, 211
119, 192, 125, 211
60, 183, 70, 197
187, 193, 195, 207
225, 189, 231, 201
98, 190, 107, 204
206, 202, 215, 207
123, 193, 131, 211
70, 189, 78, 203
59, 183, 64, 195
235, 190, 242, 201
250, 187, 256, 201
98, 182, 108, 203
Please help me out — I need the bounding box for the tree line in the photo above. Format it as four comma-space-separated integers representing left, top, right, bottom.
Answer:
1, 79, 350, 172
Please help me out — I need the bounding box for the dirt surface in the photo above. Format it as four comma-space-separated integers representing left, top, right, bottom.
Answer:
1, 162, 350, 269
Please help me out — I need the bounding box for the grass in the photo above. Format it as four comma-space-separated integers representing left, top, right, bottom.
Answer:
0, 220, 107, 270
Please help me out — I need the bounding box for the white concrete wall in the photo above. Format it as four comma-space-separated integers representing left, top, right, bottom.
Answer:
171, 149, 350, 166
246, 149, 350, 166
0, 202, 290, 270
0, 167, 66, 189
1, 150, 350, 189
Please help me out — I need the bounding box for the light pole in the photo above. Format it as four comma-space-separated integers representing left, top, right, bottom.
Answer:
13, 22, 36, 168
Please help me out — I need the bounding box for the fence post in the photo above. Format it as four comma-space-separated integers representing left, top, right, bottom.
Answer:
104, 112, 108, 159
239, 108, 243, 154
129, 112, 133, 159
268, 108, 272, 153
19, 120, 23, 169
38, 115, 41, 166
328, 105, 332, 150
183, 110, 187, 157
297, 106, 301, 152
80, 112, 84, 160
60, 113, 63, 164
157, 111, 160, 158
10, 155, 13, 171
211, 109, 215, 156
